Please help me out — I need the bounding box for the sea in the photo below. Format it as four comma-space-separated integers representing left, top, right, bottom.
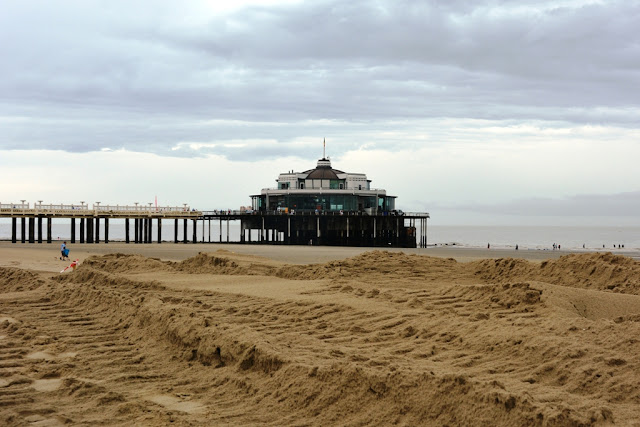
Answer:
1, 219, 638, 252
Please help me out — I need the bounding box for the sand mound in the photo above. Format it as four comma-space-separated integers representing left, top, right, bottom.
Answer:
447, 281, 543, 310
171, 253, 249, 274
276, 250, 463, 281
472, 252, 640, 294
81, 253, 171, 273
0, 267, 45, 292
79, 252, 278, 277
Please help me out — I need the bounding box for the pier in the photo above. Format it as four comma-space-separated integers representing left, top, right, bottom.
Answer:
1, 203, 429, 248
0, 202, 200, 245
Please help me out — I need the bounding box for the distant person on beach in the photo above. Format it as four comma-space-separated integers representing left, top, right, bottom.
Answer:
515, 244, 518, 250
60, 242, 67, 260
487, 243, 490, 249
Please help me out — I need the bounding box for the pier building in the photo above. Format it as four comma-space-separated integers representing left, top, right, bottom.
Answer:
238, 154, 428, 247
251, 156, 396, 215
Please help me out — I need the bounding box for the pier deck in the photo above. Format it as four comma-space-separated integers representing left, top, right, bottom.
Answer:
1, 204, 428, 247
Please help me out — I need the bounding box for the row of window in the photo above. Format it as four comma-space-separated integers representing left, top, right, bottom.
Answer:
253, 195, 395, 212
278, 180, 368, 190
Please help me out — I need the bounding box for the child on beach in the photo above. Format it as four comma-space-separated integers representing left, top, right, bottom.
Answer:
60, 242, 69, 260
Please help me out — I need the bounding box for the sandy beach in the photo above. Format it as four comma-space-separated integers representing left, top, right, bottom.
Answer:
2, 241, 640, 425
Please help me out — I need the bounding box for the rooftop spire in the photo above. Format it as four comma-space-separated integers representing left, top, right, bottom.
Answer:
323, 138, 326, 159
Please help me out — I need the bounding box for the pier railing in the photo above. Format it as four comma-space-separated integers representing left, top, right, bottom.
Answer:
202, 209, 429, 218
0, 202, 200, 217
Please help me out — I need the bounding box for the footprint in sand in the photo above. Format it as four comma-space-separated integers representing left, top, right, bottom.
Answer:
31, 378, 63, 392
23, 414, 65, 426
145, 394, 205, 414
26, 351, 56, 361
26, 351, 77, 360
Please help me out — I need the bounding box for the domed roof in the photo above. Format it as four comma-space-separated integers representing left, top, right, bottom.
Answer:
305, 158, 343, 180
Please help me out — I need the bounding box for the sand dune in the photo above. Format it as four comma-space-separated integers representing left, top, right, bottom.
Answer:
2, 248, 640, 425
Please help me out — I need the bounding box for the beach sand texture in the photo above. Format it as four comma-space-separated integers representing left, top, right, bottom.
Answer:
2, 243, 640, 425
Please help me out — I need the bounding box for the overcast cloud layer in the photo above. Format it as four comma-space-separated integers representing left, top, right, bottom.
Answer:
1, 0, 639, 224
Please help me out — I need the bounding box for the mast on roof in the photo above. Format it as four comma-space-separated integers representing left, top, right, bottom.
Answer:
323, 138, 326, 159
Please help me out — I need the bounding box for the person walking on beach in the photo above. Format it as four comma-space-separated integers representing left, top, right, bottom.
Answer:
60, 242, 67, 260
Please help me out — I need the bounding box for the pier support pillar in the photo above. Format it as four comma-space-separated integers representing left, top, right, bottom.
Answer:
86, 218, 93, 244
134, 219, 139, 243
227, 219, 229, 243
174, 219, 178, 243
70, 218, 75, 243
104, 218, 109, 243
192, 219, 197, 243
21, 218, 26, 243
183, 219, 187, 244
157, 218, 162, 243
219, 218, 222, 242
11, 218, 17, 243
28, 217, 35, 243
424, 217, 428, 248
125, 218, 130, 243
95, 217, 100, 243
37, 216, 43, 243
48, 218, 52, 243
80, 218, 85, 243
139, 218, 144, 243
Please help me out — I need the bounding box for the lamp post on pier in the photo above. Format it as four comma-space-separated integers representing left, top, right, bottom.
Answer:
94, 202, 101, 243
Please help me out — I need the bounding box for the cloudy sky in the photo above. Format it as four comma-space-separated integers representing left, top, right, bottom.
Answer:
1, 0, 639, 225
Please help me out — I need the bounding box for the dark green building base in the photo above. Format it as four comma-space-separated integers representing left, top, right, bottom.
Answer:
237, 213, 423, 248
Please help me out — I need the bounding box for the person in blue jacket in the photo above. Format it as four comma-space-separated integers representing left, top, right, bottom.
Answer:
60, 242, 68, 260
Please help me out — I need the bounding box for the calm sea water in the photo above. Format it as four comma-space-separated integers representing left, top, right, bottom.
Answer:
426, 225, 640, 251
1, 219, 637, 251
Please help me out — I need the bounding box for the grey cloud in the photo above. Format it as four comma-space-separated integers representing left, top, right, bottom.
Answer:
0, 0, 639, 157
